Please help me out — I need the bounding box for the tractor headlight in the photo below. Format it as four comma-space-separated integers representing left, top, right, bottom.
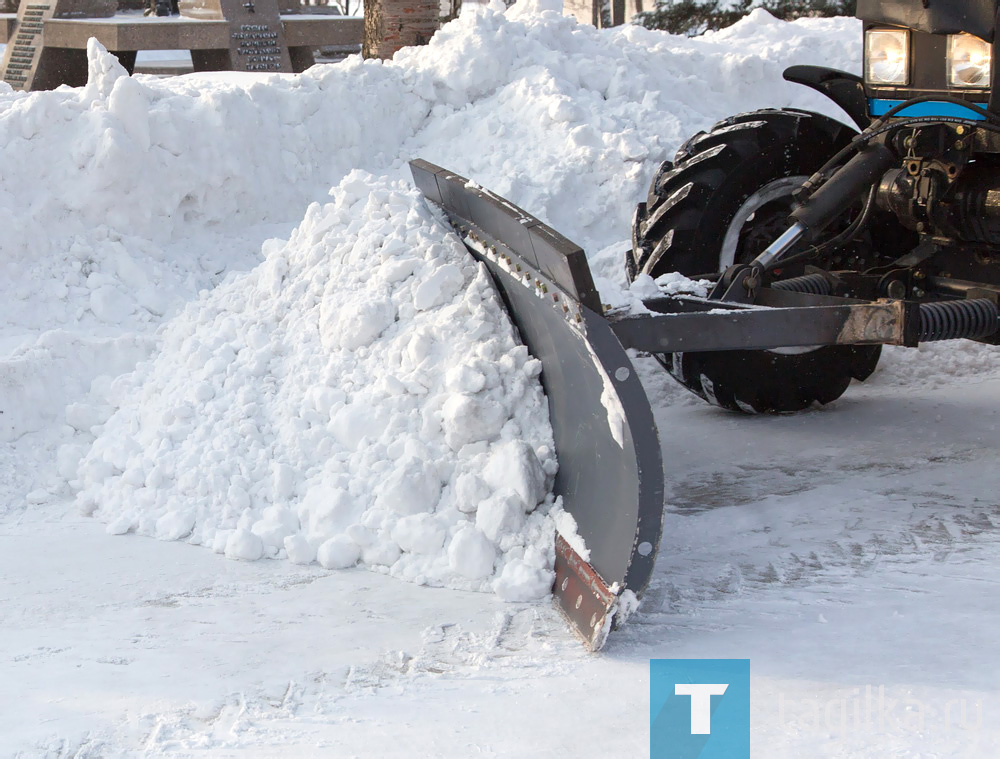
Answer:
865, 29, 909, 86
947, 34, 992, 87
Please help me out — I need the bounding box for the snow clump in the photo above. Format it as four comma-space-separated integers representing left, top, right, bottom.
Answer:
71, 173, 559, 601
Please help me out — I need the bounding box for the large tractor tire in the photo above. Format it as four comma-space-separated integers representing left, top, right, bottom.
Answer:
629, 108, 883, 414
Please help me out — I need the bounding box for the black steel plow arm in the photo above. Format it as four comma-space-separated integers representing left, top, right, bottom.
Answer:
610, 294, 917, 353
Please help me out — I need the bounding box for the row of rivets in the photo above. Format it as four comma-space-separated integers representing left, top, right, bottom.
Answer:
449, 218, 585, 327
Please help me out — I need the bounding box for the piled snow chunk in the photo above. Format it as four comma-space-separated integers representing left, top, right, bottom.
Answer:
72, 173, 560, 599
317, 536, 362, 570
448, 526, 498, 580
225, 529, 264, 561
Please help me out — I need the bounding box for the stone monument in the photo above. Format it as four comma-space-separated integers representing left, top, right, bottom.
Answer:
179, 0, 297, 73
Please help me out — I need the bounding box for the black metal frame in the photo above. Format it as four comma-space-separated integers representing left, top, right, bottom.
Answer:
609, 292, 916, 353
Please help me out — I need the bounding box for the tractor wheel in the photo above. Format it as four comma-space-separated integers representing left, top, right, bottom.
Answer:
629, 108, 883, 414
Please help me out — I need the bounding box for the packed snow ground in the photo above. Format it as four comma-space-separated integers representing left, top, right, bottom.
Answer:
2, 4, 999, 756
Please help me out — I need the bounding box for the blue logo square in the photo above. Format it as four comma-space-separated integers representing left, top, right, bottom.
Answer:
650, 659, 750, 759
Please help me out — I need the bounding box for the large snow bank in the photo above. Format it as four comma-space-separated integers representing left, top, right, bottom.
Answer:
9, 6, 990, 599
2, 10, 860, 440
0, 8, 849, 593
0, 11, 863, 339
72, 173, 559, 600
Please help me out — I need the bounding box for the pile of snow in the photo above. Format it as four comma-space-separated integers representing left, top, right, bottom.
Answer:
0, 11, 864, 348
71, 173, 559, 601
3, 6, 993, 597
0, 8, 858, 589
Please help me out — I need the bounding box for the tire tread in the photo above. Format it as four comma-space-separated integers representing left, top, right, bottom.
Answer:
632, 108, 882, 414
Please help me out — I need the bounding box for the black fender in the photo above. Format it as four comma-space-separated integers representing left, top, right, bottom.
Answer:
783, 65, 871, 130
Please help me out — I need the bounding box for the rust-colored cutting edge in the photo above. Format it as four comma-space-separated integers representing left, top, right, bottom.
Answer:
553, 533, 623, 652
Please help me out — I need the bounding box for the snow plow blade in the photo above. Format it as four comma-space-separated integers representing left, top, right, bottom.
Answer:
410, 160, 664, 650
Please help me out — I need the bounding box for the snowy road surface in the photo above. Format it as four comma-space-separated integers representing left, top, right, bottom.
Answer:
2, 4, 999, 757
7, 362, 1000, 756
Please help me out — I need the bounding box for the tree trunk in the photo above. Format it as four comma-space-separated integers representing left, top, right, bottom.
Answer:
363, 0, 439, 59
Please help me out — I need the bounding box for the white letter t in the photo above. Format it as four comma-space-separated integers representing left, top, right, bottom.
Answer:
674, 683, 729, 734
